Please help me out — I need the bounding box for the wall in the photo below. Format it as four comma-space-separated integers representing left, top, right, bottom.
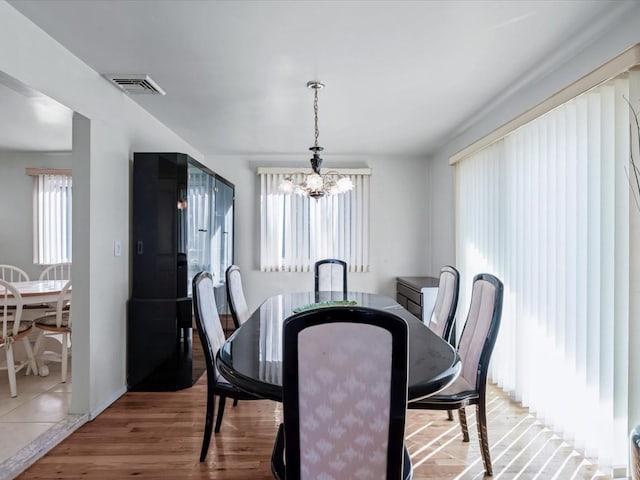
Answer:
203, 153, 429, 312
0, 1, 202, 417
0, 151, 72, 279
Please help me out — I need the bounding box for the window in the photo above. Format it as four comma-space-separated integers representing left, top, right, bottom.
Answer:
258, 168, 370, 272
455, 78, 629, 470
28, 169, 72, 265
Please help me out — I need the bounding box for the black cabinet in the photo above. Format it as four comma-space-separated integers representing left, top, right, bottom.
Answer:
128, 152, 234, 391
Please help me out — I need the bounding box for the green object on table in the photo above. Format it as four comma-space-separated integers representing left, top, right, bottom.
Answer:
292, 300, 358, 313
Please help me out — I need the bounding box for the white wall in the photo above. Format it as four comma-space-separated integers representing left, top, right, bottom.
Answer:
0, 151, 72, 279
203, 154, 430, 311
0, 1, 202, 417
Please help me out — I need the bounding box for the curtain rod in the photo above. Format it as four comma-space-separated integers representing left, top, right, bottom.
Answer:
26, 168, 72, 176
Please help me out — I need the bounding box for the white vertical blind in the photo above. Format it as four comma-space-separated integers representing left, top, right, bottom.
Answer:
33, 174, 72, 265
259, 170, 370, 272
455, 78, 629, 471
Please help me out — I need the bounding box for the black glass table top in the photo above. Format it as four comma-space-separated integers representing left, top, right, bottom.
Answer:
216, 291, 461, 402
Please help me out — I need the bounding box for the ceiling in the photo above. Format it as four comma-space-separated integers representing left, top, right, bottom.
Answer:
3, 0, 634, 156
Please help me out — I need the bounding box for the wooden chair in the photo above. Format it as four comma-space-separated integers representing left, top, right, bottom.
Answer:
426, 265, 460, 345
192, 271, 261, 462
32, 280, 72, 382
225, 265, 250, 329
39, 262, 72, 281
408, 273, 504, 476
0, 279, 38, 397
0, 265, 29, 282
271, 306, 412, 480
313, 258, 347, 296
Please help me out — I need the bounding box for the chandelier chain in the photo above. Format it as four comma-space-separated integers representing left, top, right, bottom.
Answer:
313, 87, 319, 149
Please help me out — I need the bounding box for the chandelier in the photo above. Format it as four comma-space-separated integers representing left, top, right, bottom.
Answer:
279, 81, 354, 199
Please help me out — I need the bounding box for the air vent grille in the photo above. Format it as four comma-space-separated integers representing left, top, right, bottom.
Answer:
103, 74, 166, 95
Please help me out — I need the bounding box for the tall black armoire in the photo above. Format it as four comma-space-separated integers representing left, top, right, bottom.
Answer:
128, 152, 234, 391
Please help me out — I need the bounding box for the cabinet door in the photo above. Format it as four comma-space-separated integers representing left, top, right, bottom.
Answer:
213, 178, 234, 281
186, 163, 214, 296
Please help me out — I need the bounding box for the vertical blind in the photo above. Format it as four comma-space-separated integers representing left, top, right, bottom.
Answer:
259, 170, 370, 272
455, 78, 629, 470
33, 173, 73, 265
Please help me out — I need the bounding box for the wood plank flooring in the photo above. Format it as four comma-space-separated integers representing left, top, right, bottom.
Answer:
17, 376, 610, 479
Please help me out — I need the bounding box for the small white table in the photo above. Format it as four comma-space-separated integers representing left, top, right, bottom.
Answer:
1, 279, 71, 376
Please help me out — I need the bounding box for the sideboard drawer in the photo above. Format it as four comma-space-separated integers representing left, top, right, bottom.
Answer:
396, 276, 439, 321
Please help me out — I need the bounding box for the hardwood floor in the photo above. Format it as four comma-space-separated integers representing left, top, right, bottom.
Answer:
17, 376, 610, 479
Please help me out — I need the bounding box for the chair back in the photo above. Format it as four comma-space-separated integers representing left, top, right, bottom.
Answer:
0, 279, 23, 338
39, 263, 72, 281
457, 273, 503, 395
314, 258, 347, 295
54, 280, 73, 328
0, 265, 29, 283
428, 265, 459, 343
282, 306, 409, 480
225, 265, 250, 329
193, 271, 226, 383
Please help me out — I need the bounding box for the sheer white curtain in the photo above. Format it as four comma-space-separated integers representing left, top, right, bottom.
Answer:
455, 78, 630, 470
259, 169, 370, 272
33, 173, 73, 265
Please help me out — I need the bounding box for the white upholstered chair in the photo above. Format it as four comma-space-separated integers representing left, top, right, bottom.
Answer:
271, 306, 412, 480
192, 271, 261, 462
33, 280, 72, 382
313, 258, 347, 296
427, 265, 460, 345
409, 273, 504, 476
225, 265, 250, 329
0, 279, 38, 397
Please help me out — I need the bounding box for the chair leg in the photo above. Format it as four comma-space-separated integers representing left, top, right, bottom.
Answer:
476, 403, 493, 476
271, 423, 285, 480
458, 407, 470, 442
447, 410, 454, 421
22, 337, 38, 377
233, 398, 239, 407
61, 332, 69, 383
200, 392, 215, 462
214, 395, 227, 433
6, 343, 17, 398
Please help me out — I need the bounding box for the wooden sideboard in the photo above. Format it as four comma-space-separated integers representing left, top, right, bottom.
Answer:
396, 276, 439, 321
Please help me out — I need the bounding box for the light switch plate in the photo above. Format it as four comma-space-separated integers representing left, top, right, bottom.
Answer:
114, 240, 122, 257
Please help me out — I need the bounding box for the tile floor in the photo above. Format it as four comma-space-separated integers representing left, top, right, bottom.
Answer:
0, 362, 75, 476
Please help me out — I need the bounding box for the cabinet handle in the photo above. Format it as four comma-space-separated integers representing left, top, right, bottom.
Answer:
137, 241, 144, 255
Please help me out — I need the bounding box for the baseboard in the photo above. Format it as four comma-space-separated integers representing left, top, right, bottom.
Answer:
0, 413, 88, 480
89, 384, 127, 420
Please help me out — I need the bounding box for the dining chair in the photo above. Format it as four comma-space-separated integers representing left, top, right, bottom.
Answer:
32, 280, 72, 383
427, 265, 460, 345
225, 265, 250, 329
0, 279, 39, 397
0, 265, 29, 282
408, 273, 504, 476
39, 262, 72, 281
426, 265, 460, 421
313, 258, 347, 296
271, 306, 412, 480
192, 271, 261, 462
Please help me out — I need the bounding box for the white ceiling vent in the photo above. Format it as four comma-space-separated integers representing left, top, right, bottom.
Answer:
103, 74, 166, 95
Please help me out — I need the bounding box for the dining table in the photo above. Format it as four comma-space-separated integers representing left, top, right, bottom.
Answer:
216, 291, 461, 403
0, 279, 70, 306
0, 279, 71, 377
